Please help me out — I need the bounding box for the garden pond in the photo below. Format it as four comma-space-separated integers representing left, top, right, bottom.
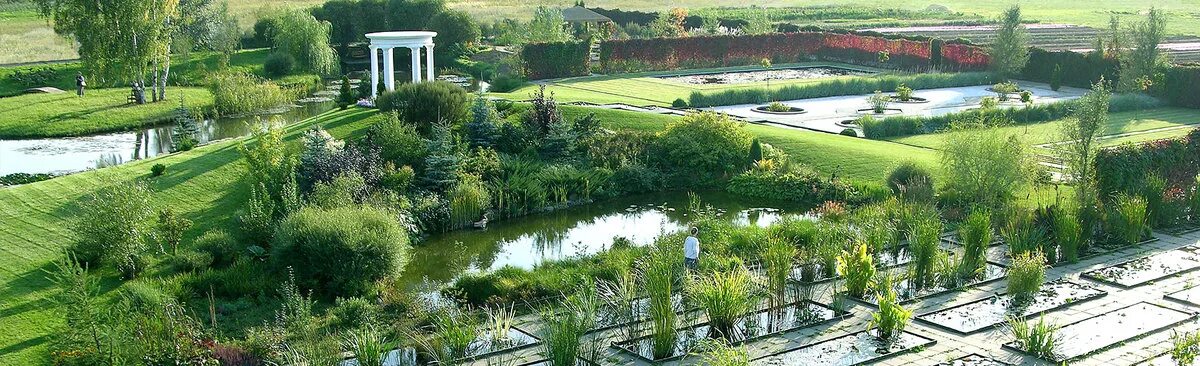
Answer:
400, 191, 815, 289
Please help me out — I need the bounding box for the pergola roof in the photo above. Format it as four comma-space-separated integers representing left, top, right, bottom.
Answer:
561, 6, 612, 23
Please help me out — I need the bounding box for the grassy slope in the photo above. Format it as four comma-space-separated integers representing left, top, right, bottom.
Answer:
0, 104, 934, 365
888, 107, 1200, 151
491, 63, 890, 106
0, 88, 214, 139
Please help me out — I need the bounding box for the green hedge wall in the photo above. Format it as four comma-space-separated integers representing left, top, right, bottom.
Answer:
1162, 65, 1200, 109
1095, 128, 1200, 199
521, 41, 591, 80
1021, 48, 1119, 89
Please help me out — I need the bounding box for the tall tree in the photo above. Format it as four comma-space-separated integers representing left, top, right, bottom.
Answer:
1061, 81, 1110, 233
1118, 8, 1167, 91
37, 0, 180, 100
989, 5, 1030, 78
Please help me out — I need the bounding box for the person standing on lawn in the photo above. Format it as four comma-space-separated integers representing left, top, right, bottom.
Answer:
75, 72, 86, 97
684, 227, 700, 270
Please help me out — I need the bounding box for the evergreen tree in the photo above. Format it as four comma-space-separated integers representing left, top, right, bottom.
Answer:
748, 138, 764, 165
336, 75, 357, 109
170, 96, 199, 153
422, 121, 460, 192
465, 93, 498, 148
990, 5, 1030, 78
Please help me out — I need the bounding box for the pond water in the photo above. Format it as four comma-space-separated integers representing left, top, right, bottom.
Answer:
751, 330, 934, 366
1005, 302, 1194, 362
917, 279, 1107, 334
400, 191, 813, 288
657, 66, 873, 85
0, 97, 336, 176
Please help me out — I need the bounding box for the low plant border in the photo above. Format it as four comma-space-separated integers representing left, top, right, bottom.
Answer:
1080, 245, 1200, 289
1001, 301, 1197, 364
889, 96, 929, 104
913, 279, 1109, 335
785, 242, 944, 286
748, 329, 937, 365
652, 64, 878, 82
609, 300, 845, 363
856, 108, 903, 116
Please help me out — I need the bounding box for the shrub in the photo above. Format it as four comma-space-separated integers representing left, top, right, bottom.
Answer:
165, 250, 214, 274
336, 75, 357, 109
520, 41, 590, 79
886, 162, 934, 201
728, 166, 859, 204
1007, 251, 1045, 303
208, 72, 291, 115
941, 123, 1031, 209
840, 128, 859, 137
895, 84, 914, 101
375, 81, 471, 133
151, 164, 167, 177
263, 52, 296, 77
70, 183, 155, 278
671, 98, 688, 108
655, 112, 752, 182
157, 208, 192, 254
487, 74, 527, 93
193, 229, 240, 267
271, 205, 411, 297
1020, 90, 1033, 104
868, 274, 912, 341
867, 90, 891, 113
331, 297, 379, 330
1108, 193, 1148, 246
369, 114, 427, 168
958, 209, 991, 280
979, 96, 998, 109
1006, 315, 1059, 360
1171, 331, 1200, 366
837, 243, 875, 299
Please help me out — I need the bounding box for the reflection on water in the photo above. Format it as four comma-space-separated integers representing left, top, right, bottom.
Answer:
401, 191, 814, 288
0, 101, 335, 176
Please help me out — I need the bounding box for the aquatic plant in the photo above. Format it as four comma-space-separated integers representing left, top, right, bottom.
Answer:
905, 214, 943, 290
958, 209, 992, 281
1170, 331, 1200, 366
1052, 208, 1083, 263
1002, 211, 1045, 256
696, 338, 750, 366
688, 266, 760, 340
851, 203, 893, 253
1006, 315, 1059, 360
868, 274, 912, 341
448, 174, 492, 230
836, 242, 875, 299
644, 250, 679, 359
761, 237, 796, 307
815, 223, 850, 278
1109, 193, 1148, 246
485, 305, 517, 346
1007, 251, 1045, 304
426, 307, 479, 362
342, 326, 391, 366
541, 283, 599, 366
599, 270, 640, 341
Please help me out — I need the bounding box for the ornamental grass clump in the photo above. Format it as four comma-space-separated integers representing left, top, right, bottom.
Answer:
1007, 251, 1045, 304
761, 237, 796, 308
867, 90, 891, 114
906, 214, 944, 290
696, 339, 750, 366
1053, 208, 1083, 263
423, 307, 479, 362
1002, 211, 1045, 257
958, 209, 992, 281
766, 101, 790, 112
541, 284, 600, 366
688, 266, 760, 340
1006, 315, 1059, 360
868, 274, 912, 341
1109, 193, 1149, 246
644, 250, 679, 359
836, 242, 875, 299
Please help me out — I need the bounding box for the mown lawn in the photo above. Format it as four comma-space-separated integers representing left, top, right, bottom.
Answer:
0, 87, 214, 139
490, 62, 890, 106
887, 107, 1200, 151
0, 104, 938, 364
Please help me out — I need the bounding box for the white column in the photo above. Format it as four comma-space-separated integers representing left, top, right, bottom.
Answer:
384, 47, 395, 91
369, 46, 379, 98
425, 44, 435, 81
409, 46, 422, 83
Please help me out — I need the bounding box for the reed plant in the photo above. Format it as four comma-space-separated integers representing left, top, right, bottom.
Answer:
1143, 174, 1168, 229
957, 209, 992, 281
1109, 193, 1149, 246
598, 271, 640, 341
448, 174, 492, 230
695, 339, 750, 366
868, 274, 912, 341
644, 250, 680, 359
815, 223, 849, 278
1052, 208, 1083, 263
1005, 315, 1059, 360
1007, 251, 1045, 304
688, 266, 760, 340
342, 325, 392, 366
837, 242, 875, 299
761, 237, 796, 308
852, 204, 894, 253
905, 215, 943, 290
1002, 211, 1045, 256
541, 283, 600, 366
423, 307, 479, 362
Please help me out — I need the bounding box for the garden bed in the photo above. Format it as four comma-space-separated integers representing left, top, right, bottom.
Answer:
933, 354, 1013, 366
748, 330, 935, 366
656, 66, 873, 85
753, 105, 807, 115
916, 279, 1107, 334
889, 96, 929, 103
1082, 248, 1200, 288
613, 301, 841, 362
856, 108, 903, 116
1003, 302, 1195, 363
585, 294, 687, 333
854, 262, 1007, 305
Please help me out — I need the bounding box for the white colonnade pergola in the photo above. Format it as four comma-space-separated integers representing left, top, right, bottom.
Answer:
365, 31, 438, 98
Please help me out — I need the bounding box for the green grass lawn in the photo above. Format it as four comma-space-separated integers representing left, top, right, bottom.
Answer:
0, 87, 214, 139
887, 107, 1200, 152
491, 62, 890, 106
0, 104, 937, 364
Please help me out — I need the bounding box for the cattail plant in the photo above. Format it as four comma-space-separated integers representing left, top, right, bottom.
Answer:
761, 237, 796, 308
1109, 193, 1149, 246
906, 214, 943, 290
688, 266, 760, 340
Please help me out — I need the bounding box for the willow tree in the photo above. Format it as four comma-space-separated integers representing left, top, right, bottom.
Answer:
36, 0, 180, 102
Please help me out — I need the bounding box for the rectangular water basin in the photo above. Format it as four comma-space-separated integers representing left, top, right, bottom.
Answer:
789, 245, 942, 285
933, 354, 1013, 366
916, 279, 1107, 334
613, 301, 840, 362
749, 330, 934, 366
452, 327, 540, 362
1082, 249, 1200, 288
1168, 286, 1200, 306
1003, 302, 1195, 363
856, 262, 1007, 304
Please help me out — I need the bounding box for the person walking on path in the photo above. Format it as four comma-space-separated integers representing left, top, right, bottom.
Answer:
684, 227, 700, 270
75, 72, 86, 97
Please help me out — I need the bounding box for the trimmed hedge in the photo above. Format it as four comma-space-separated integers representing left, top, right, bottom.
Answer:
862, 93, 1165, 139
1021, 48, 1118, 89
1095, 128, 1200, 199
521, 41, 591, 80
1162, 65, 1200, 109
689, 72, 995, 107
597, 32, 989, 74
